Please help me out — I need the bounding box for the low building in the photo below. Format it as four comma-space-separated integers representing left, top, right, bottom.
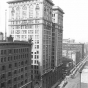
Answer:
62, 43, 84, 65
0, 35, 32, 88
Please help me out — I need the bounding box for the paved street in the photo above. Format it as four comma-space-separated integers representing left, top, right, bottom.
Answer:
64, 71, 80, 88
59, 61, 88, 88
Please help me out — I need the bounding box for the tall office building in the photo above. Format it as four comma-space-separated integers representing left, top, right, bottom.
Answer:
52, 6, 64, 68
7, 0, 54, 77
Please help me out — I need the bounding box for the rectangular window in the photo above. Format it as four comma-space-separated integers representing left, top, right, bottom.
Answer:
1, 50, 3, 55
37, 45, 39, 49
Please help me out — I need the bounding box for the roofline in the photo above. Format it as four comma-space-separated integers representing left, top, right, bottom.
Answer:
7, 0, 31, 4
63, 43, 84, 45
7, 0, 54, 5
52, 6, 64, 14
0, 42, 32, 45
46, 0, 54, 6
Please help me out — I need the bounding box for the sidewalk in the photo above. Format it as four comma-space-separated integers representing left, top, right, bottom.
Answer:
51, 79, 62, 88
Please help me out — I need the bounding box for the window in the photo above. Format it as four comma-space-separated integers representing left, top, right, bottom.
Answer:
25, 73, 27, 77
25, 79, 28, 83
9, 64, 12, 68
37, 40, 39, 44
21, 30, 27, 34
35, 30, 39, 34
21, 68, 24, 72
37, 55, 39, 59
15, 30, 20, 34
14, 70, 17, 74
1, 82, 6, 87
21, 75, 24, 79
1, 58, 3, 62
35, 60, 36, 64
1, 50, 3, 55
8, 72, 12, 76
14, 63, 17, 67
35, 55, 36, 59
29, 5, 33, 18
28, 30, 33, 34
28, 20, 33, 23
4, 50, 6, 54
31, 70, 33, 74
2, 65, 5, 70
8, 80, 12, 84
14, 77, 17, 81
25, 60, 27, 64
19, 62, 21, 66
37, 51, 39, 54
21, 61, 24, 65
13, 84, 17, 88
22, 5, 27, 19
21, 81, 24, 85
8, 49, 12, 54
16, 6, 20, 19
21, 35, 27, 39
28, 35, 33, 39
37, 45, 39, 49
35, 25, 39, 28
31, 75, 33, 79
25, 67, 27, 70
18, 76, 20, 81
1, 74, 6, 79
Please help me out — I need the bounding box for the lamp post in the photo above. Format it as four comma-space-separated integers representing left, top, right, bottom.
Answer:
79, 71, 82, 88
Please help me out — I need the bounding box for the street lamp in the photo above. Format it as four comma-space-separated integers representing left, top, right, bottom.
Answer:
79, 71, 82, 88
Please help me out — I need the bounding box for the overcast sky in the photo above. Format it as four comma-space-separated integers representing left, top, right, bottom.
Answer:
0, 0, 88, 43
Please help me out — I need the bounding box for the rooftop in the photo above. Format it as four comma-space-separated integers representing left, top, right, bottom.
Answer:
52, 6, 64, 14
0, 35, 32, 45
7, 0, 54, 5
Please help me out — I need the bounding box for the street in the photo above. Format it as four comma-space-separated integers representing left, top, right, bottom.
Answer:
58, 61, 88, 88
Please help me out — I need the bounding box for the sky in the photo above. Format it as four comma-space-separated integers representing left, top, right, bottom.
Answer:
0, 0, 88, 43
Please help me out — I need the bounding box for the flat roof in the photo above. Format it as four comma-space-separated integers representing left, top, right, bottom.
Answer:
0, 40, 32, 45
7, 0, 54, 5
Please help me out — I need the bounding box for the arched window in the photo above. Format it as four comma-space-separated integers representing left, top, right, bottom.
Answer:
22, 5, 27, 10
22, 5, 27, 19
35, 4, 40, 10
29, 5, 33, 18
35, 4, 40, 18
16, 6, 20, 19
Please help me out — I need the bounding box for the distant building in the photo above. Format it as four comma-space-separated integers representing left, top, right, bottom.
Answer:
63, 39, 75, 44
62, 43, 84, 65
0, 35, 32, 88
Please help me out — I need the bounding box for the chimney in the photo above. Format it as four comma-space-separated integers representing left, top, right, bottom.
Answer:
6, 35, 13, 42
0, 32, 3, 40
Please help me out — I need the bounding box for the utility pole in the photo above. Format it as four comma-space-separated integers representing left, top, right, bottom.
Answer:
5, 10, 7, 40
79, 71, 82, 88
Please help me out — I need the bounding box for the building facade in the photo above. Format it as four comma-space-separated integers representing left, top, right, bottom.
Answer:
0, 36, 32, 88
52, 6, 64, 68
7, 0, 54, 76
62, 43, 84, 65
